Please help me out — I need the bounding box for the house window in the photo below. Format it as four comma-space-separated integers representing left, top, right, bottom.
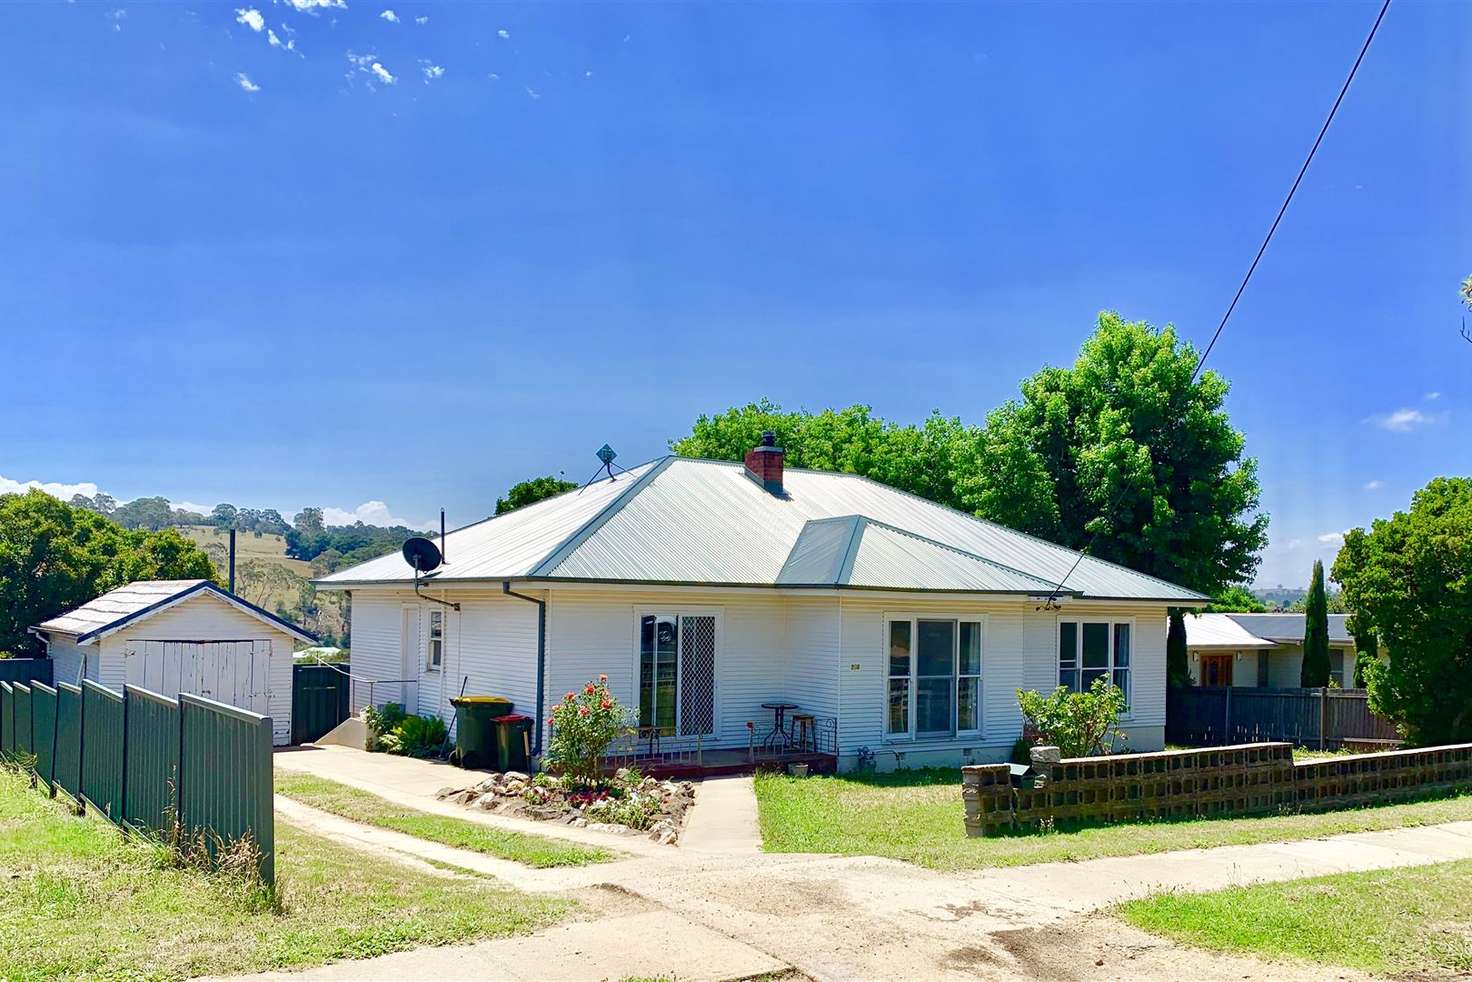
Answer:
426, 609, 444, 671
885, 616, 982, 739
1256, 651, 1269, 688
1330, 650, 1345, 687
1058, 619, 1130, 709
638, 613, 716, 737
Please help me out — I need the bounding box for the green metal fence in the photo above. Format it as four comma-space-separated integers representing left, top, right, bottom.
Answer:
54, 683, 83, 800
31, 683, 58, 791
1, 679, 275, 884
81, 681, 125, 821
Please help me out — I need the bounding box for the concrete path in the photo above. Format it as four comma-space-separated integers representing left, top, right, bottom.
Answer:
266, 746, 1472, 981
680, 776, 763, 854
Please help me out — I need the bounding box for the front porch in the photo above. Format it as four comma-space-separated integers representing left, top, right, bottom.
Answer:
603, 713, 840, 779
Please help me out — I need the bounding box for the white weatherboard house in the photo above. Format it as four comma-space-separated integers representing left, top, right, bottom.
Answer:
1186, 613, 1360, 689
31, 580, 316, 746
318, 438, 1206, 770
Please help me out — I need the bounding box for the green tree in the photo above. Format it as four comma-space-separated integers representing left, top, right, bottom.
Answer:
1016, 677, 1127, 757
0, 490, 218, 656
495, 476, 578, 515
1205, 585, 1267, 613
1353, 627, 1379, 688
211, 503, 238, 527
961, 313, 1268, 594
1300, 560, 1331, 687
1166, 610, 1190, 688
1332, 477, 1472, 744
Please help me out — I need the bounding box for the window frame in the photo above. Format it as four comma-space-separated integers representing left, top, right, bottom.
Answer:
632, 607, 722, 740
1056, 616, 1134, 715
882, 612, 985, 742
425, 608, 445, 673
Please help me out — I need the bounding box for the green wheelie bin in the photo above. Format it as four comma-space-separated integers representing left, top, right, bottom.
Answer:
451, 696, 512, 769
493, 714, 534, 773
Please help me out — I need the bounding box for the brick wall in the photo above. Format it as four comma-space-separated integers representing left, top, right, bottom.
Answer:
962, 741, 1472, 837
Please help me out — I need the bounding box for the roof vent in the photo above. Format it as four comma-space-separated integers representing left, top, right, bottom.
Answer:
744, 431, 785, 495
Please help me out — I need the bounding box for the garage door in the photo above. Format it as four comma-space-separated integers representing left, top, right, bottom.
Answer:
121, 640, 273, 716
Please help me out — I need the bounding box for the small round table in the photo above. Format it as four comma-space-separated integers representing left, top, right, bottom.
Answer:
761, 702, 799, 750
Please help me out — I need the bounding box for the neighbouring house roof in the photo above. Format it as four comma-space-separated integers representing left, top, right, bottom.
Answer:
1224, 613, 1352, 645
32, 579, 317, 646
1186, 612, 1353, 649
317, 457, 1206, 601
1184, 613, 1279, 649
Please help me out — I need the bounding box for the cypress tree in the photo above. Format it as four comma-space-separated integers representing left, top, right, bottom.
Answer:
1167, 609, 1191, 688
1300, 560, 1331, 687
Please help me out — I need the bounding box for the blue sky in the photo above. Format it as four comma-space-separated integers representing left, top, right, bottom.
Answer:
2, 1, 1468, 588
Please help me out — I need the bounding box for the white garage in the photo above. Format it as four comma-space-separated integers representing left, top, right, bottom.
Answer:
30, 579, 315, 746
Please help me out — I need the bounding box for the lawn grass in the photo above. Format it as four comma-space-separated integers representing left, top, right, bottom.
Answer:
0, 769, 569, 981
275, 771, 613, 868
753, 767, 1472, 870
1118, 859, 1472, 976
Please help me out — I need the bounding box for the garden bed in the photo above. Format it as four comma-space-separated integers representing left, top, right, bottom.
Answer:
436, 767, 696, 845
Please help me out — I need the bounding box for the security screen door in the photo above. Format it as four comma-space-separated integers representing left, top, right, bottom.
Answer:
639, 613, 716, 737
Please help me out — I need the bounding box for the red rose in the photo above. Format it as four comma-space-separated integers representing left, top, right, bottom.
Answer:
578, 705, 590, 717
600, 699, 612, 710
584, 683, 596, 695
564, 692, 575, 703
598, 674, 608, 683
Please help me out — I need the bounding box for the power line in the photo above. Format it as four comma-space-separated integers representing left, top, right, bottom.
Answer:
1042, 0, 1392, 605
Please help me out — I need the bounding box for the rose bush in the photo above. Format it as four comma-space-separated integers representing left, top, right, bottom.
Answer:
544, 674, 631, 786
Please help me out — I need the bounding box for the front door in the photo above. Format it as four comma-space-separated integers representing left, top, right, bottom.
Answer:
1200, 654, 1233, 687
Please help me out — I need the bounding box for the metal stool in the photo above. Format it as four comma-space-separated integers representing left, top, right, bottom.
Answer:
791, 713, 816, 751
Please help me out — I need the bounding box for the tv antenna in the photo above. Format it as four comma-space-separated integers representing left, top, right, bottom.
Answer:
578, 443, 625, 492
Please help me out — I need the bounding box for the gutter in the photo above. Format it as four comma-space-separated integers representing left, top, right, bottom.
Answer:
502, 581, 547, 754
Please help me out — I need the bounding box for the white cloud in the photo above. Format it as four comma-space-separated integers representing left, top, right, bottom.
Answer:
267, 28, 295, 51
420, 60, 444, 81
235, 7, 265, 31
524, 85, 540, 99
1364, 479, 1384, 491
1370, 407, 1448, 432
1317, 531, 1347, 546
0, 475, 102, 501
370, 61, 395, 84
170, 501, 215, 516
414, 14, 428, 24
1425, 391, 1442, 401
379, 8, 398, 22
235, 72, 261, 92
497, 28, 510, 39
322, 501, 421, 528
106, 8, 126, 31
284, 0, 345, 10
487, 72, 499, 80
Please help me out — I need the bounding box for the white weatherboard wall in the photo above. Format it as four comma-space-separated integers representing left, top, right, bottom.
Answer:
838, 598, 1168, 768
45, 633, 92, 686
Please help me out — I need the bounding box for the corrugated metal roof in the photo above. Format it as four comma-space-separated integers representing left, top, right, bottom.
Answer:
1225, 613, 1352, 644
1185, 613, 1278, 649
320, 456, 1205, 601
32, 579, 316, 644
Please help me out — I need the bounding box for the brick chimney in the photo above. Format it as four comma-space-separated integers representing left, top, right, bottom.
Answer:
744, 431, 784, 494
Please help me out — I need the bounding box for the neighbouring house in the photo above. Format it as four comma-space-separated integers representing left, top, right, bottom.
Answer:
1185, 612, 1359, 690
29, 579, 316, 746
316, 436, 1205, 771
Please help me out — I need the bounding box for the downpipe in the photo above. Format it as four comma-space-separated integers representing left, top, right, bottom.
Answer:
502, 581, 546, 755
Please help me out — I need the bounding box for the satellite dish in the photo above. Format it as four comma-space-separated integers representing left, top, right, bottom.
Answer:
402, 536, 443, 574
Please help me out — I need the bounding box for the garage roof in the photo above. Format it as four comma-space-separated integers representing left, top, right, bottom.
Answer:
318, 456, 1206, 602
32, 579, 317, 646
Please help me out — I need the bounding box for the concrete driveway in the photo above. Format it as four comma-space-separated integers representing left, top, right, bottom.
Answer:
267, 745, 1472, 981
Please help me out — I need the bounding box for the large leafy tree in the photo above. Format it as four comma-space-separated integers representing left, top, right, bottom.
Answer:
1204, 586, 1267, 613
961, 313, 1267, 594
672, 402, 972, 510
1299, 560, 1332, 687
1332, 477, 1472, 744
0, 490, 218, 657
495, 475, 579, 515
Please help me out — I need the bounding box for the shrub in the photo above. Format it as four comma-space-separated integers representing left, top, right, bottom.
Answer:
544, 675, 631, 786
1016, 677, 1126, 758
584, 790, 660, 830
1009, 737, 1034, 765
379, 714, 448, 758
363, 702, 407, 753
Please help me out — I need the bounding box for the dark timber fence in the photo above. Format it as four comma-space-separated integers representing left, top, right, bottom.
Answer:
1167, 686, 1401, 749
0, 658, 52, 686
0, 678, 274, 884
291, 663, 351, 745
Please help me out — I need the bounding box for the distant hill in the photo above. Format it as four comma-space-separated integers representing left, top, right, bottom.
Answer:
180, 526, 350, 647
1253, 586, 1308, 609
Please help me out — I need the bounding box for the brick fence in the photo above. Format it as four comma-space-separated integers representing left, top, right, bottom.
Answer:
962, 742, 1472, 836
